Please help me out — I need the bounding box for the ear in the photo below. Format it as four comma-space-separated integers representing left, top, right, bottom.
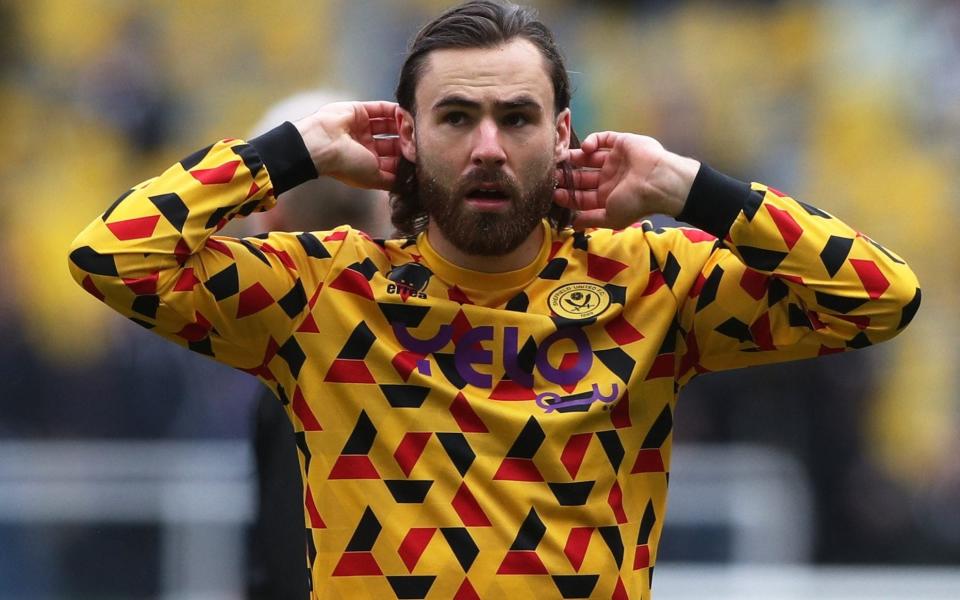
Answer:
553, 108, 571, 161
397, 107, 417, 162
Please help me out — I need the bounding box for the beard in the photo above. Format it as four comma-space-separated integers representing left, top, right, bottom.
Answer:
417, 161, 556, 257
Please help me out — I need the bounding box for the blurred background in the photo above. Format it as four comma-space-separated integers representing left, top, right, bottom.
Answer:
1, 0, 958, 598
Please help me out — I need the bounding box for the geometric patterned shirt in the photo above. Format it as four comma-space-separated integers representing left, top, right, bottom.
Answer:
69, 123, 920, 599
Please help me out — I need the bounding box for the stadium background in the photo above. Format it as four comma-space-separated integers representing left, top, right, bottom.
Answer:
1, 0, 958, 597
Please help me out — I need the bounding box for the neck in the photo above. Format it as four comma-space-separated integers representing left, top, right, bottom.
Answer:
425, 221, 545, 273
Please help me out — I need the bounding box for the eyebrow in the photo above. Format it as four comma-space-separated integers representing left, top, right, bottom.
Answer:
432, 94, 543, 112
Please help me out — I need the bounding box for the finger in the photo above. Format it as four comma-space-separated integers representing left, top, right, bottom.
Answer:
378, 156, 399, 173
572, 208, 608, 230
557, 168, 601, 191
567, 149, 608, 169
361, 101, 398, 120
370, 119, 399, 135
374, 137, 399, 156
373, 171, 396, 191
553, 188, 600, 209
582, 131, 619, 153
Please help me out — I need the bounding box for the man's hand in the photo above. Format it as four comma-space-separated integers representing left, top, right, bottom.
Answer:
293, 101, 401, 190
554, 132, 701, 229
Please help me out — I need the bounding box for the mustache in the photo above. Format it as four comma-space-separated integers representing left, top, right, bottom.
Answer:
456, 168, 520, 196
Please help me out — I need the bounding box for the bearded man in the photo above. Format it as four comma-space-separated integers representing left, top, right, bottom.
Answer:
70, 1, 920, 598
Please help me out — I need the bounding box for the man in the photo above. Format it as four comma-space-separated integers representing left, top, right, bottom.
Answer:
69, 1, 920, 598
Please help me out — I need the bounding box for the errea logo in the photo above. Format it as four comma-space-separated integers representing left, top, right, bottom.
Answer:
548, 283, 611, 320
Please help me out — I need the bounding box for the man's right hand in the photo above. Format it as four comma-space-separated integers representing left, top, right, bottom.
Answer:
293, 101, 400, 191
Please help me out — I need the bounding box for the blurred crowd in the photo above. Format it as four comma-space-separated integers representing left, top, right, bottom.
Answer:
1, 0, 958, 592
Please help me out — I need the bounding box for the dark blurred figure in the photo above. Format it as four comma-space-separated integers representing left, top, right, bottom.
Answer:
243, 92, 388, 600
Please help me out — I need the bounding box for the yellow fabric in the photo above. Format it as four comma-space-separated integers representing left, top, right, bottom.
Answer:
69, 138, 918, 599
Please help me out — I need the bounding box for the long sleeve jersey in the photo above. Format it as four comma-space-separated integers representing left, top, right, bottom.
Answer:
69, 123, 920, 599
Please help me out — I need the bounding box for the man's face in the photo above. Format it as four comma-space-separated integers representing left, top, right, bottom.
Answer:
399, 38, 570, 256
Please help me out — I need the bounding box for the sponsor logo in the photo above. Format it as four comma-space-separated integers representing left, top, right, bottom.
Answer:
548, 282, 611, 320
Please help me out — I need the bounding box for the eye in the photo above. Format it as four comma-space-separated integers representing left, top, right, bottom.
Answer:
503, 113, 529, 128
443, 111, 469, 126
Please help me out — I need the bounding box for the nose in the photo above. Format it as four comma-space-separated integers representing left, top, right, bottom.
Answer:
469, 118, 506, 168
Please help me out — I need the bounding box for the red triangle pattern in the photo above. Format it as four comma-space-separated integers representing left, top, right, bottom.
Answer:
394, 432, 432, 477
451, 483, 491, 527
123, 272, 159, 296
609, 390, 632, 429
81, 275, 105, 301
330, 268, 374, 301
391, 350, 423, 381
849, 258, 890, 299
107, 215, 161, 240
450, 392, 488, 433
497, 550, 548, 575
204, 237, 234, 258
190, 160, 240, 185
645, 354, 674, 380
612, 576, 629, 600
641, 270, 665, 296
489, 380, 536, 401
236, 282, 274, 318
297, 313, 320, 333
587, 253, 629, 282
292, 386, 322, 431
174, 238, 191, 265
630, 449, 665, 474
604, 314, 644, 345
261, 242, 297, 271
332, 552, 382, 576
765, 204, 803, 250
688, 272, 707, 298
448, 286, 473, 305
453, 578, 481, 600
173, 268, 198, 292
563, 526, 593, 572
329, 455, 380, 479
398, 527, 436, 572
325, 359, 376, 384
176, 311, 213, 342
680, 228, 717, 244
739, 269, 769, 300
633, 544, 651, 570
304, 483, 326, 528
324, 230, 348, 242
608, 481, 628, 524
560, 433, 592, 478
492, 458, 544, 482
750, 312, 775, 350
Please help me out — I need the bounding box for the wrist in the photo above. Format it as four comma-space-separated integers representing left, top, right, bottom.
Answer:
293, 115, 340, 175
646, 152, 701, 217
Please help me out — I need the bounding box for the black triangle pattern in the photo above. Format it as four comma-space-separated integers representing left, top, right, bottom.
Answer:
102, 188, 134, 221
231, 143, 264, 178
341, 410, 377, 454
819, 235, 853, 277
641, 406, 673, 449
505, 292, 529, 313
552, 575, 599, 598
297, 232, 331, 259
637, 500, 656, 544
437, 432, 475, 476
380, 384, 431, 408
379, 303, 431, 328
337, 322, 376, 359
596, 430, 625, 472
70, 246, 118, 277
548, 482, 594, 506
440, 527, 479, 572
715, 317, 752, 343
204, 264, 240, 300
767, 277, 789, 307
278, 280, 308, 318
539, 258, 568, 280
239, 239, 269, 265
277, 336, 306, 378
148, 193, 189, 232
435, 354, 467, 389
738, 246, 788, 271
695, 265, 724, 312
509, 507, 546, 550
344, 506, 381, 552
386, 576, 436, 599
595, 347, 636, 384
898, 288, 921, 330
178, 143, 214, 171
742, 189, 765, 221
506, 416, 545, 459
814, 291, 868, 314
384, 480, 433, 503
598, 526, 624, 568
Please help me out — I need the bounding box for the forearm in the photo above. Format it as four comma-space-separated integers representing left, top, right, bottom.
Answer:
669, 167, 920, 377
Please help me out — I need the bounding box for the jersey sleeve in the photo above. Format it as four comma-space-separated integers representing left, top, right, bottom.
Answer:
67, 123, 330, 371
663, 165, 921, 385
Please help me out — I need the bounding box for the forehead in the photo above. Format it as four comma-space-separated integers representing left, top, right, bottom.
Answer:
416, 38, 554, 111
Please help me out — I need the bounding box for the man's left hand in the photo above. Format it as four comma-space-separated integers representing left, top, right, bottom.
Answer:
554, 132, 700, 230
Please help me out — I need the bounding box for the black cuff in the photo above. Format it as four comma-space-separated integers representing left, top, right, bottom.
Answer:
248, 121, 319, 195
676, 164, 752, 239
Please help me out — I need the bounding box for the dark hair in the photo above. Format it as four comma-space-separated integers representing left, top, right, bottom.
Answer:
390, 0, 577, 238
